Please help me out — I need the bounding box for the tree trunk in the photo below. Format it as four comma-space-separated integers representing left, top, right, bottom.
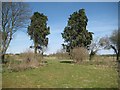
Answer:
1, 31, 12, 64
34, 46, 37, 54
89, 54, 93, 61
41, 52, 43, 56
89, 50, 96, 61
34, 42, 38, 54
118, 48, 120, 61
89, 51, 93, 61
111, 45, 118, 61
117, 50, 120, 61
1, 54, 5, 64
114, 51, 119, 61
117, 54, 119, 61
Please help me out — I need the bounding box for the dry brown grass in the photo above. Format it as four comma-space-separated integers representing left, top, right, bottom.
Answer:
89, 55, 117, 68
55, 52, 70, 60
7, 50, 43, 72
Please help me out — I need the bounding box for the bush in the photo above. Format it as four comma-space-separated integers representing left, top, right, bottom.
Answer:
8, 50, 42, 72
71, 47, 89, 63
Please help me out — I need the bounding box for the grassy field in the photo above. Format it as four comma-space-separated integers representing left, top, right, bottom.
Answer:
2, 57, 118, 88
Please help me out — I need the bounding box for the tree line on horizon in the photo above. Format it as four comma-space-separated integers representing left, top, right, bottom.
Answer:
1, 2, 120, 64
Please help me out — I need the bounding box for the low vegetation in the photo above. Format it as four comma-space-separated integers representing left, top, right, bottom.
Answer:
71, 47, 89, 63
2, 54, 118, 88
3, 50, 43, 72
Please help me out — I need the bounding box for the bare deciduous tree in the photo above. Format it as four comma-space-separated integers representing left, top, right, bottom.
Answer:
88, 37, 110, 60
88, 39, 100, 60
109, 30, 120, 61
100, 30, 120, 61
1, 2, 31, 63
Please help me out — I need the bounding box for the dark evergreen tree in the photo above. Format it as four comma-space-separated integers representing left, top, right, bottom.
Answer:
28, 12, 50, 54
62, 9, 93, 54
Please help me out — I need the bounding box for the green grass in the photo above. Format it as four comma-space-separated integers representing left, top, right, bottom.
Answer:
2, 58, 118, 88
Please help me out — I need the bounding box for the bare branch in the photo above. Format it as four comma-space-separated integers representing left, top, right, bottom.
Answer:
1, 2, 31, 63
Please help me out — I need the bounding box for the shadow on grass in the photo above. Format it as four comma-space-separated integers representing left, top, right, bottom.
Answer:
60, 60, 75, 63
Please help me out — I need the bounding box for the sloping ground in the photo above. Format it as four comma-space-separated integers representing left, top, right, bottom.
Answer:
2, 58, 118, 88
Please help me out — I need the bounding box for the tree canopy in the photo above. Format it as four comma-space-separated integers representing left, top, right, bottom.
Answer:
1, 2, 31, 63
28, 12, 50, 54
62, 9, 93, 53
100, 30, 120, 61
109, 30, 120, 61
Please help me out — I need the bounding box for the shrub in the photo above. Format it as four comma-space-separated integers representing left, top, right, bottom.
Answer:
71, 47, 89, 63
8, 50, 42, 72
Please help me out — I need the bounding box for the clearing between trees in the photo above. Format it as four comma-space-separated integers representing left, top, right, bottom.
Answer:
2, 56, 118, 88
